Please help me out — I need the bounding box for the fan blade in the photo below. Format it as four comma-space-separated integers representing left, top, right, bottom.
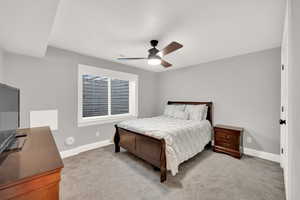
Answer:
161, 60, 172, 68
117, 57, 147, 60
161, 41, 183, 56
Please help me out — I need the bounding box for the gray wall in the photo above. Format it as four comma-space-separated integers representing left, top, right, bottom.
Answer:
0, 48, 3, 82
2, 46, 281, 156
3, 46, 158, 151
290, 0, 300, 199
157, 48, 281, 154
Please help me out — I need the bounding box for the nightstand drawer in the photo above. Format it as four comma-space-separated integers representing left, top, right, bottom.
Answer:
214, 131, 238, 143
215, 140, 239, 150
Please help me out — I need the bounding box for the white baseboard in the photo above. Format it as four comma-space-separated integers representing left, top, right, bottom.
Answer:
60, 140, 280, 163
244, 148, 280, 163
60, 139, 113, 159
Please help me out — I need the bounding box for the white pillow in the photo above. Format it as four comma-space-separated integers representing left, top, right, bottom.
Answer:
163, 104, 185, 117
164, 105, 174, 116
170, 110, 189, 120
202, 105, 208, 120
172, 104, 186, 111
185, 104, 207, 120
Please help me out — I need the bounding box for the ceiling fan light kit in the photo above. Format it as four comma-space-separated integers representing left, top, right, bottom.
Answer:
117, 40, 183, 68
148, 54, 161, 65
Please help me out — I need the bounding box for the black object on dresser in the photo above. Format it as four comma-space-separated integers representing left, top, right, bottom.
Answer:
213, 124, 243, 159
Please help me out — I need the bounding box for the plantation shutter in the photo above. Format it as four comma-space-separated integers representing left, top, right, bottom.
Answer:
111, 79, 129, 115
82, 75, 108, 117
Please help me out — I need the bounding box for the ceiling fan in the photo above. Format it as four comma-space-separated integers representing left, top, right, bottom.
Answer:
117, 40, 183, 68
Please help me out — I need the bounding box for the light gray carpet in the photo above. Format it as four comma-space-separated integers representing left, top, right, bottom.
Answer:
61, 145, 285, 200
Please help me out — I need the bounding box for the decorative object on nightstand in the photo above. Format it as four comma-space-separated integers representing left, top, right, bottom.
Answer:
213, 124, 244, 159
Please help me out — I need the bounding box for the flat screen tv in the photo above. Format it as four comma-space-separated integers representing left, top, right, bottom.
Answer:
0, 83, 20, 154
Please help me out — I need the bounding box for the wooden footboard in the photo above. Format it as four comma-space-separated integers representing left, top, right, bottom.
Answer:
114, 125, 167, 182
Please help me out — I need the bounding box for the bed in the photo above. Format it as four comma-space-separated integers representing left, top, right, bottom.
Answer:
114, 101, 213, 182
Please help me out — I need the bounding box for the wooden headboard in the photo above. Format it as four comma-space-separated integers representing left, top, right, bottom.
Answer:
168, 101, 213, 125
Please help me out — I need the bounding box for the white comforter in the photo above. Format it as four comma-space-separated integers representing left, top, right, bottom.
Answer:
117, 116, 212, 176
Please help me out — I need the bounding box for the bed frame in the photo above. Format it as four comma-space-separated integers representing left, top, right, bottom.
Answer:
114, 101, 213, 182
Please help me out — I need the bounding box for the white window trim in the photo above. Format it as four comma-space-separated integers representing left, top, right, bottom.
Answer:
78, 64, 138, 127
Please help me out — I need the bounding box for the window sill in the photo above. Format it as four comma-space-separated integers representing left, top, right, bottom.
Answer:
78, 115, 137, 127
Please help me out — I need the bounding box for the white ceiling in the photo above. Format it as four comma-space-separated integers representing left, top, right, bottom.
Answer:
0, 0, 60, 57
0, 0, 285, 72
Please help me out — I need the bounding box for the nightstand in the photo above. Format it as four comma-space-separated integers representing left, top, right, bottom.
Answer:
213, 124, 243, 158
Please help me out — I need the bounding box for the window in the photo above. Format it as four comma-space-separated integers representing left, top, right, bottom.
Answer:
78, 65, 138, 126
82, 75, 109, 117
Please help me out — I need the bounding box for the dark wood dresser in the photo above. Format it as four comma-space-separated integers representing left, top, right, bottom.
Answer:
213, 124, 243, 158
0, 127, 64, 200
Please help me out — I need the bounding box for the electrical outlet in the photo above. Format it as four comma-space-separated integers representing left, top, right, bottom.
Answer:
247, 136, 252, 143
96, 131, 100, 137
65, 137, 75, 145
